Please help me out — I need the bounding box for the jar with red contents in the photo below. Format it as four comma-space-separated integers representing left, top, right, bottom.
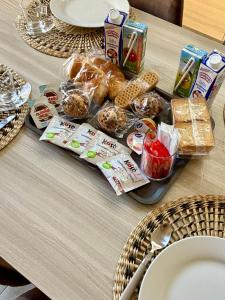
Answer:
141, 133, 176, 180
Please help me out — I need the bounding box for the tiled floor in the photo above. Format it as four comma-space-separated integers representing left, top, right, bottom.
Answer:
0, 284, 34, 300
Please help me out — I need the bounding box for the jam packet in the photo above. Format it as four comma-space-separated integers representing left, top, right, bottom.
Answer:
39, 83, 63, 112
80, 131, 131, 165
30, 96, 58, 129
66, 123, 98, 155
40, 116, 79, 148
97, 153, 149, 195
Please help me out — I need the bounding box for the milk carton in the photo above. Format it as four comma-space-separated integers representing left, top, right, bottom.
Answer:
191, 50, 225, 104
173, 45, 208, 98
104, 9, 127, 65
122, 20, 148, 75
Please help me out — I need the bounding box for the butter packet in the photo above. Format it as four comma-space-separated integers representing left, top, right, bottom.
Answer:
66, 123, 98, 155
30, 96, 58, 129
40, 116, 79, 148
97, 153, 149, 195
80, 131, 131, 165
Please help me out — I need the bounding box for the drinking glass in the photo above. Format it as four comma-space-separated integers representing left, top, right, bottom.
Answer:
0, 69, 18, 105
141, 135, 177, 181
20, 0, 54, 36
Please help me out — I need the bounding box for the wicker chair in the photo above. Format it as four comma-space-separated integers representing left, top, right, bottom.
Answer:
129, 0, 184, 26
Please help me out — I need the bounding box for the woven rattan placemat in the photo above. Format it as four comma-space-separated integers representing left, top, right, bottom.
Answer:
0, 65, 30, 151
113, 194, 225, 300
15, 0, 136, 58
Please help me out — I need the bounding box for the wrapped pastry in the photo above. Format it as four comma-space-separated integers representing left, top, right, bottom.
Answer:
132, 91, 163, 118
74, 62, 108, 105
91, 102, 137, 138
62, 89, 90, 119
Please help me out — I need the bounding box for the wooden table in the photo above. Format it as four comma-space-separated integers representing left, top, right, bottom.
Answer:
1, 2, 225, 299
183, 0, 225, 43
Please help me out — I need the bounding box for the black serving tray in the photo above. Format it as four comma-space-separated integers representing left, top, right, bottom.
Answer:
25, 87, 189, 205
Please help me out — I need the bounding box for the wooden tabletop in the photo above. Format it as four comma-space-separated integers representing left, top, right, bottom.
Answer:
1, 2, 225, 300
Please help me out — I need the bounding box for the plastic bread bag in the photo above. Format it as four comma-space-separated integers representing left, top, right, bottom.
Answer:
90, 101, 138, 138
131, 91, 170, 119
65, 123, 98, 155
97, 153, 149, 196
40, 116, 80, 148
171, 97, 215, 156
72, 61, 109, 106
63, 52, 87, 80
80, 131, 131, 165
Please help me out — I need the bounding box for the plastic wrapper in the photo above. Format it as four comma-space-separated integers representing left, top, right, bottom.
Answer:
91, 102, 137, 138
171, 97, 215, 156
114, 71, 159, 109
80, 131, 131, 165
40, 116, 80, 148
63, 49, 128, 103
97, 153, 149, 196
131, 91, 166, 118
66, 123, 98, 155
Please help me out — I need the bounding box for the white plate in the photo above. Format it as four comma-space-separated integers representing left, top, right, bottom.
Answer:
50, 0, 129, 28
139, 236, 225, 300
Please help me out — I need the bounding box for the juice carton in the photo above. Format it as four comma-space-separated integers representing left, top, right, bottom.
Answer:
173, 45, 208, 97
104, 9, 128, 65
190, 50, 225, 104
122, 20, 148, 75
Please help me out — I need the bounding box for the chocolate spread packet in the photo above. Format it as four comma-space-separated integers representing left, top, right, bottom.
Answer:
31, 96, 58, 129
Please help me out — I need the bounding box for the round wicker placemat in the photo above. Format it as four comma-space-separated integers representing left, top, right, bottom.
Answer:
15, 0, 136, 58
0, 65, 30, 151
113, 194, 225, 300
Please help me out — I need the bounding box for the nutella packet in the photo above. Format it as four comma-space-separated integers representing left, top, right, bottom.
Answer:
80, 131, 131, 165
66, 123, 98, 155
31, 96, 58, 129
157, 122, 179, 155
97, 153, 149, 196
39, 84, 63, 112
40, 116, 80, 148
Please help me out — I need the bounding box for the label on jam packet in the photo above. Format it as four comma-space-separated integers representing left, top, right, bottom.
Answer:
39, 84, 63, 111
80, 131, 131, 165
66, 123, 98, 155
31, 96, 58, 129
127, 132, 145, 155
97, 153, 149, 195
40, 116, 79, 148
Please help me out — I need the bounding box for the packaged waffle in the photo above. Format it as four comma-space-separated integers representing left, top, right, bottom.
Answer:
114, 71, 159, 109
97, 153, 149, 196
80, 131, 131, 165
40, 116, 80, 148
91, 101, 137, 138
66, 123, 98, 155
171, 97, 215, 155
